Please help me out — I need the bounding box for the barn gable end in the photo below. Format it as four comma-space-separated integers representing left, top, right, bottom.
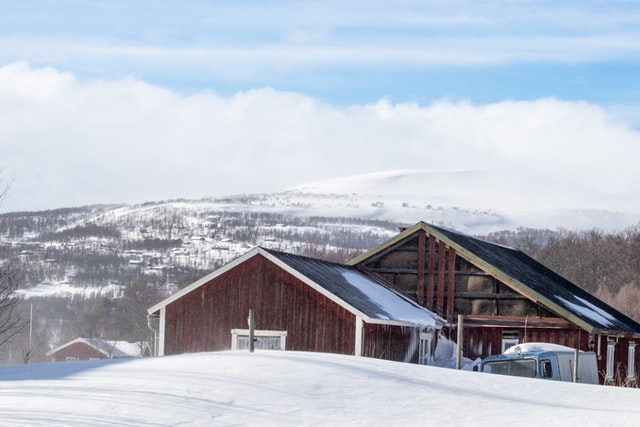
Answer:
159, 252, 357, 355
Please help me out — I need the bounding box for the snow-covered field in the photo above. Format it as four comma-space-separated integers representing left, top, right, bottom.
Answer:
0, 350, 638, 426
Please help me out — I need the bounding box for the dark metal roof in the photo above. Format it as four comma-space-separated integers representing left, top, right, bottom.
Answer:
263, 248, 444, 327
428, 223, 640, 335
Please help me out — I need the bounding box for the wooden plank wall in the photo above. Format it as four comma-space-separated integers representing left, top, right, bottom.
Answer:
460, 326, 588, 360
359, 231, 556, 321
163, 255, 356, 356
592, 335, 639, 386
359, 234, 457, 321
363, 324, 418, 363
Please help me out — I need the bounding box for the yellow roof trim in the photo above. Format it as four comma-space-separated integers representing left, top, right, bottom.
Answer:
347, 221, 427, 266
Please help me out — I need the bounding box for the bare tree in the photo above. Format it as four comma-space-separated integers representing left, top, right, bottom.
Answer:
0, 176, 27, 350
0, 258, 25, 346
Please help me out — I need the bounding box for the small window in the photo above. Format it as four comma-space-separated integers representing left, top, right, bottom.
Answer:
501, 329, 519, 353
231, 329, 287, 351
502, 338, 519, 353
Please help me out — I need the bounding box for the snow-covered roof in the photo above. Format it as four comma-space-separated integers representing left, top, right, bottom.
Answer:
264, 248, 446, 327
149, 247, 446, 328
46, 337, 148, 358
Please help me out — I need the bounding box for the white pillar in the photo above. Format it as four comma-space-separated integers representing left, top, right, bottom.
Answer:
158, 307, 166, 356
456, 314, 463, 370
606, 339, 616, 384
627, 341, 636, 381
419, 330, 434, 365
355, 317, 364, 356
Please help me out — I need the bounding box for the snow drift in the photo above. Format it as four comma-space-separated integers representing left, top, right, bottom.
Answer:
0, 350, 638, 426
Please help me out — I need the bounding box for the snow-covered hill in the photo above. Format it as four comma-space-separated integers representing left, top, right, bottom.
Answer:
285, 169, 640, 232
5, 168, 640, 301
5, 198, 401, 300
0, 350, 638, 426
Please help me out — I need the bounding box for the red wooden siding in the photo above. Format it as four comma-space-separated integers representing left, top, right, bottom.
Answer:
460, 324, 586, 359
164, 254, 357, 356
460, 324, 639, 384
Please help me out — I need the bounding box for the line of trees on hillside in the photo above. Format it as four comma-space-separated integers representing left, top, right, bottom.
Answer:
0, 206, 116, 238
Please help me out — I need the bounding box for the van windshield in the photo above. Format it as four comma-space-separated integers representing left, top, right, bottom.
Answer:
482, 359, 537, 378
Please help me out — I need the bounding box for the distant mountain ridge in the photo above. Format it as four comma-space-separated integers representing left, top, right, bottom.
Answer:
4, 169, 640, 236
284, 169, 640, 233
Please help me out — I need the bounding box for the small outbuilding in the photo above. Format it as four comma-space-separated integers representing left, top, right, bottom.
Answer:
47, 337, 150, 362
148, 247, 446, 364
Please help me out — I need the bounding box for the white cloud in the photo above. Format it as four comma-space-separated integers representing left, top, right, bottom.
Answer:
1, 63, 639, 213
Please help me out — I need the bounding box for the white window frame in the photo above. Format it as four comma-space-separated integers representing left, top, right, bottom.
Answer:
230, 329, 287, 351
418, 330, 434, 365
606, 339, 616, 382
501, 338, 519, 353
628, 341, 636, 380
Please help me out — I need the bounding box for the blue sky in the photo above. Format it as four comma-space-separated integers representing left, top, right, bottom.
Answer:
1, 1, 640, 213
3, 1, 639, 104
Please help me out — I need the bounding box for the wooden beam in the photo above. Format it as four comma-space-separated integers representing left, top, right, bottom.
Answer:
437, 242, 446, 313
349, 234, 418, 266
417, 229, 426, 306
447, 247, 456, 320
461, 315, 574, 328
455, 292, 531, 300
365, 267, 492, 276
426, 234, 436, 310
347, 222, 426, 266
366, 267, 419, 274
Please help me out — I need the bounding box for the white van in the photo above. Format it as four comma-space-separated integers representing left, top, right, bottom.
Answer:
480, 342, 599, 384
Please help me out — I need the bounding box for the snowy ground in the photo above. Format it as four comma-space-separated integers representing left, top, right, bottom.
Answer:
0, 350, 638, 426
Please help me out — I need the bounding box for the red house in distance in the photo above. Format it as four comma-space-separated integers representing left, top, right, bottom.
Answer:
47, 337, 150, 362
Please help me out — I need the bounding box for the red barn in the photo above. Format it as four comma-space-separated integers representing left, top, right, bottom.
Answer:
349, 222, 640, 385
148, 247, 445, 364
